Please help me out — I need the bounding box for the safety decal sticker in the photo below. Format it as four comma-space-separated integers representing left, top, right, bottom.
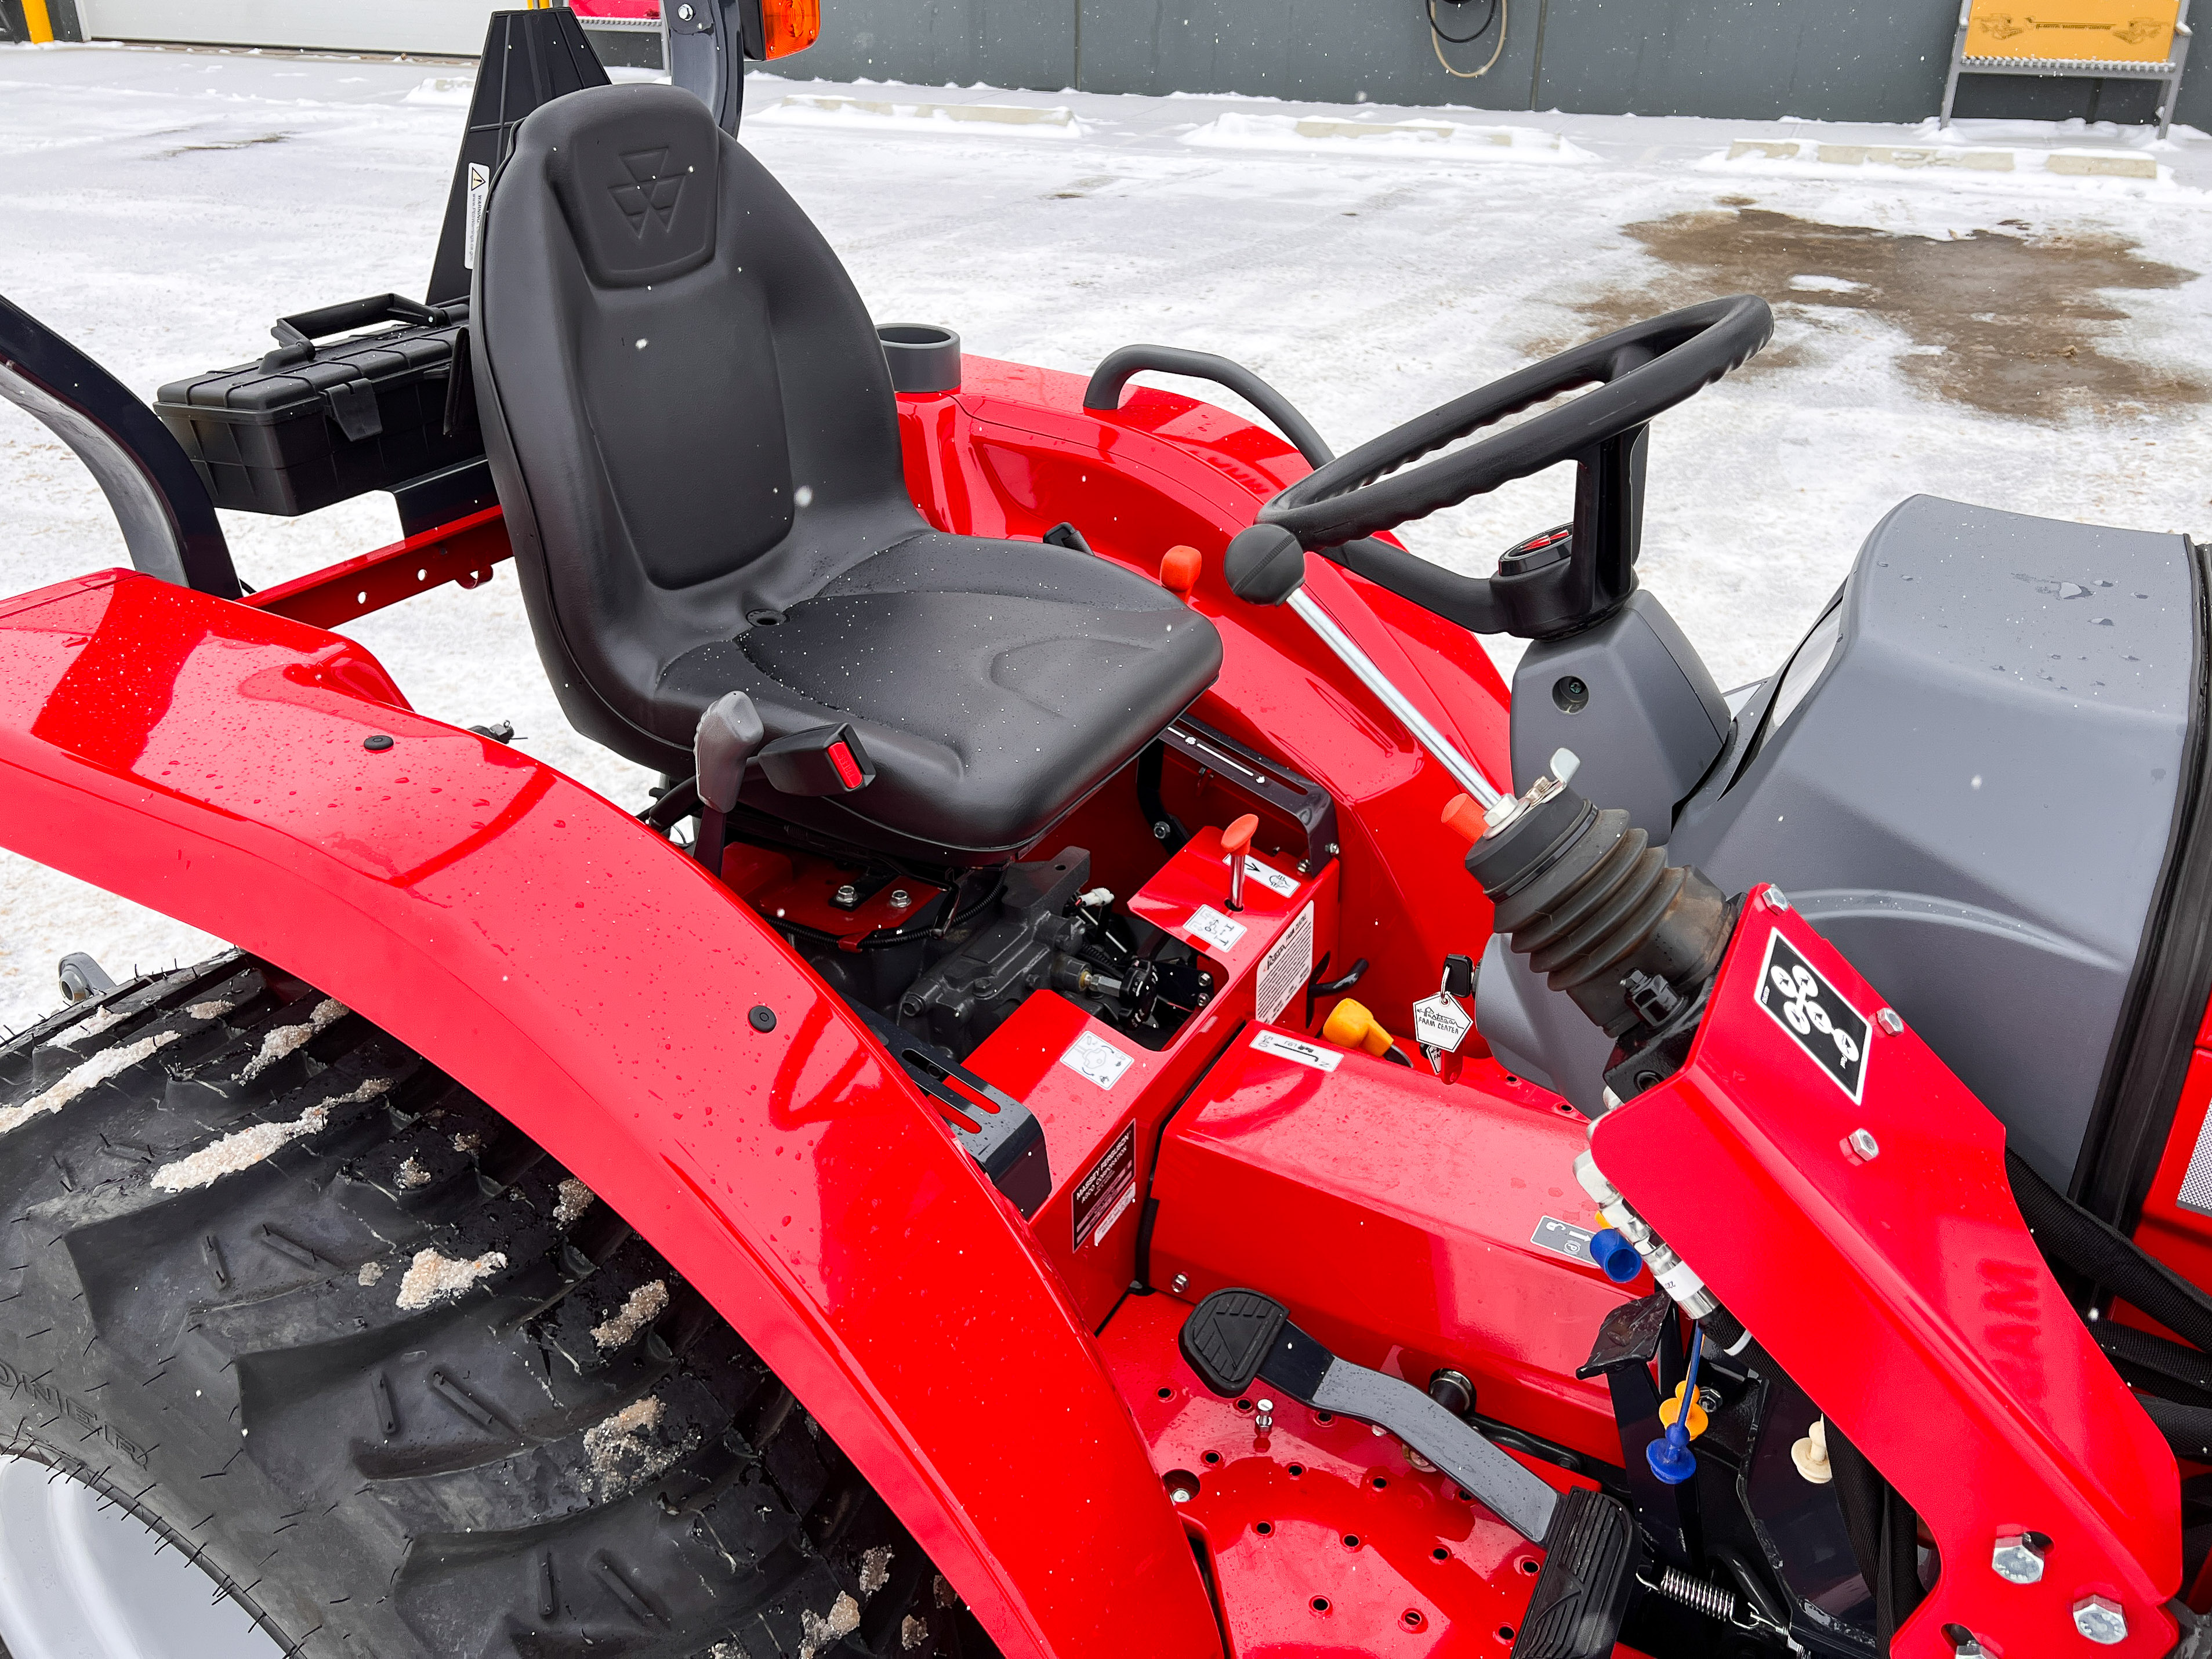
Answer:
1254, 902, 1314, 1025
1755, 931, 1869, 1101
1072, 1124, 1138, 1250
1250, 1028, 1342, 1072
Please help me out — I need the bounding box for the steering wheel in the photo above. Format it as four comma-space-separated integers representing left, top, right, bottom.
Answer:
1226, 296, 1772, 641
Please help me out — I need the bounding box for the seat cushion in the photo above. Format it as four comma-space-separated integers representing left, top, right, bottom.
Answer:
659, 532, 1221, 857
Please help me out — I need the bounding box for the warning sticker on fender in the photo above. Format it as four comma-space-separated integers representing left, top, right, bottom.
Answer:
1755, 932, 1870, 1101
1072, 1124, 1138, 1250
1254, 902, 1314, 1025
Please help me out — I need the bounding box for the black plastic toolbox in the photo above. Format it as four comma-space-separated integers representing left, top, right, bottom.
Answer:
155, 293, 481, 517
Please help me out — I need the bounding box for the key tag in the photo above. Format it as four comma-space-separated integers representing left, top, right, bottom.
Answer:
1412, 956, 1476, 1072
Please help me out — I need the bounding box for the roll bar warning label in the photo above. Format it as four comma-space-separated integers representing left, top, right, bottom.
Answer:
1755, 931, 1869, 1101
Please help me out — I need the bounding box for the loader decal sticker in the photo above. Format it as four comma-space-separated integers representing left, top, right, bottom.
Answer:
1072, 1124, 1138, 1251
1756, 931, 1870, 1101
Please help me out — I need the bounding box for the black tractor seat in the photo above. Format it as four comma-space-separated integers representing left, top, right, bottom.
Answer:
472, 82, 1221, 862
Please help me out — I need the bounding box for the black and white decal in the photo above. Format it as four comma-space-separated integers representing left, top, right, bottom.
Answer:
1754, 931, 1870, 1102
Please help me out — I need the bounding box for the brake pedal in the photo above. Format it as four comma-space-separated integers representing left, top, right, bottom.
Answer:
1178, 1288, 1560, 1542
1510, 1485, 1637, 1659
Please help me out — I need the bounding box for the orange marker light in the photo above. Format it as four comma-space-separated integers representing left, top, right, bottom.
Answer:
1159, 544, 1202, 596
761, 0, 822, 59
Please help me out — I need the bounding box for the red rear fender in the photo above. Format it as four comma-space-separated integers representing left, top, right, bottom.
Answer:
0, 571, 1220, 1659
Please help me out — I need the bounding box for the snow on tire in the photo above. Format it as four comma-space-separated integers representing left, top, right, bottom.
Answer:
0, 950, 987, 1659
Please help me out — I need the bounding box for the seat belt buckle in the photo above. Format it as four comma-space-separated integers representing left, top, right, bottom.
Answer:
760, 723, 877, 796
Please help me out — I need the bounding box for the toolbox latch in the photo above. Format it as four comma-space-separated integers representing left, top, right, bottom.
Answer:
324, 378, 384, 443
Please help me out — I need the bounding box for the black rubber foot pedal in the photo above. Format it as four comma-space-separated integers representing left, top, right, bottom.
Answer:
1511, 1486, 1637, 1659
1178, 1288, 1290, 1395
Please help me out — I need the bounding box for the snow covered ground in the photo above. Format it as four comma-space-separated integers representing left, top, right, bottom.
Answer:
3, 40, 2210, 1030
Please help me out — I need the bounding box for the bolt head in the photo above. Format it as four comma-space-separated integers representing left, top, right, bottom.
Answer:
1877, 1007, 1904, 1035
890, 888, 911, 907
1762, 886, 1791, 912
677, 3, 694, 16
2073, 1595, 2127, 1645
1848, 1128, 1880, 1161
834, 883, 858, 904
1991, 1533, 2046, 1584
1171, 1272, 1190, 1294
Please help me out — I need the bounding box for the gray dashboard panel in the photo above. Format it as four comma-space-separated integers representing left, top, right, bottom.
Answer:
1479, 495, 2199, 1186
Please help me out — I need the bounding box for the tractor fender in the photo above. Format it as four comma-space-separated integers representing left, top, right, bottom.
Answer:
0, 571, 1220, 1659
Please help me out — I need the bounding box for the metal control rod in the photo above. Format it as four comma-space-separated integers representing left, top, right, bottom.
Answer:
1285, 587, 1503, 809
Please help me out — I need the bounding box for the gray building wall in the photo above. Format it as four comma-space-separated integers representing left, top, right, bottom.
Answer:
795, 0, 2209, 133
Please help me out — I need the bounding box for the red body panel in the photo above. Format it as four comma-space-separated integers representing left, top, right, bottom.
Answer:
1149, 1034, 1634, 1466
1594, 891, 2180, 1658
0, 571, 1222, 1659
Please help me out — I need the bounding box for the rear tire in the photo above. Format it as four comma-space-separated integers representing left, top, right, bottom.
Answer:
0, 950, 988, 1659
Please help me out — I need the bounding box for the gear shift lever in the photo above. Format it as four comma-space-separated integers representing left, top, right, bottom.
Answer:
694, 691, 765, 873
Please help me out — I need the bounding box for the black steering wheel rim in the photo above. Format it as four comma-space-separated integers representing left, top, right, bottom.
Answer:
1259, 295, 1771, 550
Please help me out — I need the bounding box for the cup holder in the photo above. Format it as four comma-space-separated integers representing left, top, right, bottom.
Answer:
877, 324, 962, 394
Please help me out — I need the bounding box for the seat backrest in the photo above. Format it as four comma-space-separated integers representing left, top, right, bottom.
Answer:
473, 82, 924, 772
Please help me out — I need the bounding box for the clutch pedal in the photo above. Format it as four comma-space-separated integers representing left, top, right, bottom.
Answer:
1178, 1288, 1560, 1542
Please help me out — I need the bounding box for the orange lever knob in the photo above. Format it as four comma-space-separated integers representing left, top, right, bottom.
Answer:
1440, 793, 1487, 845
1159, 544, 1202, 596
1221, 812, 1259, 910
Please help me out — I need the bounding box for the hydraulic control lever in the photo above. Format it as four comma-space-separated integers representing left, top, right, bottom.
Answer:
1178, 1288, 1560, 1543
1225, 525, 1503, 809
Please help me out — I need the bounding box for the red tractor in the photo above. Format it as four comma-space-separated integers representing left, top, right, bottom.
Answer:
1, 8, 2207, 1658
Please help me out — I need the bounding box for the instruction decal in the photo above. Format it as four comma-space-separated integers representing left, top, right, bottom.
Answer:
1529, 1217, 1596, 1267
1060, 1029, 1134, 1091
1250, 1028, 1342, 1072
1755, 932, 1869, 1102
1073, 1124, 1138, 1250
1254, 902, 1314, 1025
1241, 855, 1300, 898
1185, 905, 1248, 953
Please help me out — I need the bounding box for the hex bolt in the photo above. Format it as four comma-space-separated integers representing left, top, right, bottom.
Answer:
676, 2, 694, 16
1848, 1128, 1880, 1161
834, 883, 859, 906
1943, 1627, 1990, 1659
890, 888, 911, 908
1171, 1272, 1190, 1294
1992, 1531, 2047, 1584
1254, 1397, 1274, 1431
2073, 1595, 2127, 1645
1877, 1008, 1905, 1035
1763, 887, 1791, 912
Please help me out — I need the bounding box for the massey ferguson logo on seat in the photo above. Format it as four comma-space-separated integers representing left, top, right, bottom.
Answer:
610, 147, 686, 237
1755, 931, 1870, 1101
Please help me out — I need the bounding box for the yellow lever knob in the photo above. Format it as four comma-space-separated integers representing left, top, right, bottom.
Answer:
1659, 1382, 1710, 1440
1322, 997, 1397, 1058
